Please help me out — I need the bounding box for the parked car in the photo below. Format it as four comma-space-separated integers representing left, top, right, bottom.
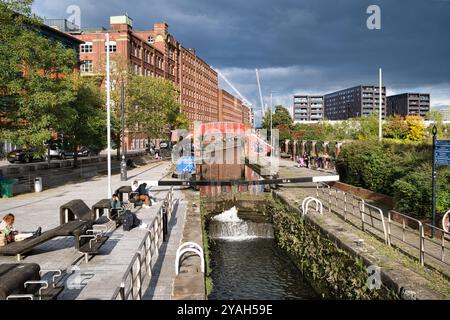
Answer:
159, 142, 169, 149
48, 143, 73, 160
7, 149, 43, 164
77, 147, 100, 157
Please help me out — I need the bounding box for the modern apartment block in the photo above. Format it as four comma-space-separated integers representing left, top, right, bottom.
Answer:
51, 15, 219, 125
387, 93, 430, 118
293, 95, 324, 122
218, 89, 251, 125
324, 85, 386, 120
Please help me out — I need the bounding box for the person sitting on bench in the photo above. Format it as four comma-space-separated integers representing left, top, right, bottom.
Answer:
131, 181, 152, 209
0, 214, 42, 244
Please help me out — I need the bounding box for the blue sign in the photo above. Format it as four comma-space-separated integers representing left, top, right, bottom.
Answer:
436, 140, 450, 165
176, 156, 196, 174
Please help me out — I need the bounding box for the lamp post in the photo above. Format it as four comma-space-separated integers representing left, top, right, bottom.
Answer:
270, 92, 274, 173
379, 68, 383, 143
120, 80, 127, 181
431, 125, 438, 238
106, 33, 112, 199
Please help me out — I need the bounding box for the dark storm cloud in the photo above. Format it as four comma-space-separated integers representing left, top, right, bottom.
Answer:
33, 0, 450, 119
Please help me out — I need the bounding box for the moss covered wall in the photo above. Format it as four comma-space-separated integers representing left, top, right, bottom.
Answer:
267, 200, 398, 300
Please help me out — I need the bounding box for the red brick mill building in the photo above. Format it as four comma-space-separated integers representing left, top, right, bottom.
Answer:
46, 15, 251, 151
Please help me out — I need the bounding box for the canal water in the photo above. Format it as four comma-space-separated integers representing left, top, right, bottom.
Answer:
200, 159, 318, 300
206, 206, 318, 300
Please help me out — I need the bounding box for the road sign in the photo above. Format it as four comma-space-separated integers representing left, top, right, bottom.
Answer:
435, 140, 450, 165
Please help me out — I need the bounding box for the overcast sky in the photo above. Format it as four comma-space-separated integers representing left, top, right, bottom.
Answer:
33, 0, 450, 123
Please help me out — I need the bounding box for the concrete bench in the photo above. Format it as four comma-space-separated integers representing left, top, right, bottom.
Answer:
0, 220, 92, 261
60, 199, 96, 225
92, 199, 111, 220
0, 264, 64, 300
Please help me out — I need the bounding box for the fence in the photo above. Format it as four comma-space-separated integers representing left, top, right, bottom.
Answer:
316, 183, 450, 270
111, 187, 174, 300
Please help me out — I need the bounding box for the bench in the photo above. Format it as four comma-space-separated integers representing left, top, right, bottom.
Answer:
74, 226, 110, 263
115, 186, 145, 208
0, 220, 93, 261
0, 264, 64, 300
60, 200, 97, 225
92, 199, 112, 220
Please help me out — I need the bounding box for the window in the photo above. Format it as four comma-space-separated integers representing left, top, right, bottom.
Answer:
80, 60, 93, 73
105, 41, 117, 53
148, 36, 154, 44
80, 42, 93, 53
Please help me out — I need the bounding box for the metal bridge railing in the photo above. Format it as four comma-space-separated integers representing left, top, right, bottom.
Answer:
112, 187, 174, 300
315, 182, 450, 271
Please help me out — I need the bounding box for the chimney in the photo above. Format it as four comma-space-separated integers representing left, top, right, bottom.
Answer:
154, 22, 168, 37
110, 15, 133, 32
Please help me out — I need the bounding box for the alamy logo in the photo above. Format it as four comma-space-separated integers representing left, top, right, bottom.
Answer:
67, 5, 81, 29
366, 5, 381, 30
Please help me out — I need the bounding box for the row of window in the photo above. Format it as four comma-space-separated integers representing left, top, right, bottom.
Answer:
80, 42, 117, 53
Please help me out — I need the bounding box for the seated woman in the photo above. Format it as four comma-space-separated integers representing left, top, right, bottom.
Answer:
0, 214, 42, 244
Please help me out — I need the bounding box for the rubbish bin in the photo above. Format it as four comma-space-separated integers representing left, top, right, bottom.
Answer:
1, 179, 17, 198
34, 177, 43, 193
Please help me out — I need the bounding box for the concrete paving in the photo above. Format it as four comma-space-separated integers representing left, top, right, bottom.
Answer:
0, 161, 175, 298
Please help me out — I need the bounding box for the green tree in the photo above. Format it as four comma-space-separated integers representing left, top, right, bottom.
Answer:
63, 78, 107, 167
354, 113, 380, 141
0, 0, 78, 156
262, 106, 293, 130
175, 114, 191, 130
126, 75, 181, 141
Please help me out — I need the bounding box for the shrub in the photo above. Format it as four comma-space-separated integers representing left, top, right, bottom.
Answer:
393, 164, 450, 219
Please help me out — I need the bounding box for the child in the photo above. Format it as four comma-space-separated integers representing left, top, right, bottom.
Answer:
0, 214, 41, 244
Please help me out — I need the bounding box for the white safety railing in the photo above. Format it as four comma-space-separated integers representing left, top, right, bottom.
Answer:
175, 242, 205, 276
112, 187, 174, 300
301, 197, 323, 217
315, 182, 450, 270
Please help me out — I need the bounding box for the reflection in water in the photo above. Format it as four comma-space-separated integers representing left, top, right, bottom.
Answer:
209, 239, 319, 300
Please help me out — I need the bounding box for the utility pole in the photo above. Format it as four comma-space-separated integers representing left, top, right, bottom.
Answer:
106, 33, 112, 199
379, 68, 383, 143
120, 80, 127, 181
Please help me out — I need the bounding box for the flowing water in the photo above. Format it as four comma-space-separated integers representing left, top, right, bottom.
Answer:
207, 207, 318, 300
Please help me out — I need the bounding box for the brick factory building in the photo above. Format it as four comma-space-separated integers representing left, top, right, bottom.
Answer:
218, 89, 251, 126
47, 15, 240, 150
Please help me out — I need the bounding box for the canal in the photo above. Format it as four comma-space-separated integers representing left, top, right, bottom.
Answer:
199, 159, 319, 300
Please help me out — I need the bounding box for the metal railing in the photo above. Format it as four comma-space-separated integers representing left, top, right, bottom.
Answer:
315, 182, 450, 271
112, 187, 174, 300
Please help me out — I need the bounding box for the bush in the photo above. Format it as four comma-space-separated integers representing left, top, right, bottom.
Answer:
393, 164, 450, 219
336, 140, 395, 194
337, 140, 448, 219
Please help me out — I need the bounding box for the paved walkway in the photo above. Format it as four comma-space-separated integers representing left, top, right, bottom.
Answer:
0, 161, 172, 277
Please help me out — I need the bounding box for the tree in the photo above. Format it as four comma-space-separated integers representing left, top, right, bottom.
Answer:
63, 77, 107, 167
383, 115, 408, 140
354, 113, 379, 141
262, 105, 293, 129
0, 0, 78, 156
126, 75, 181, 141
405, 115, 426, 142
175, 114, 190, 130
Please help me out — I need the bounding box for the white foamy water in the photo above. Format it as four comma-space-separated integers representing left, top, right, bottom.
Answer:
209, 207, 274, 241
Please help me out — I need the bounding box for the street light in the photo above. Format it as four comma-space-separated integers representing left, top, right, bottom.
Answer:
106, 33, 112, 199
379, 68, 383, 143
